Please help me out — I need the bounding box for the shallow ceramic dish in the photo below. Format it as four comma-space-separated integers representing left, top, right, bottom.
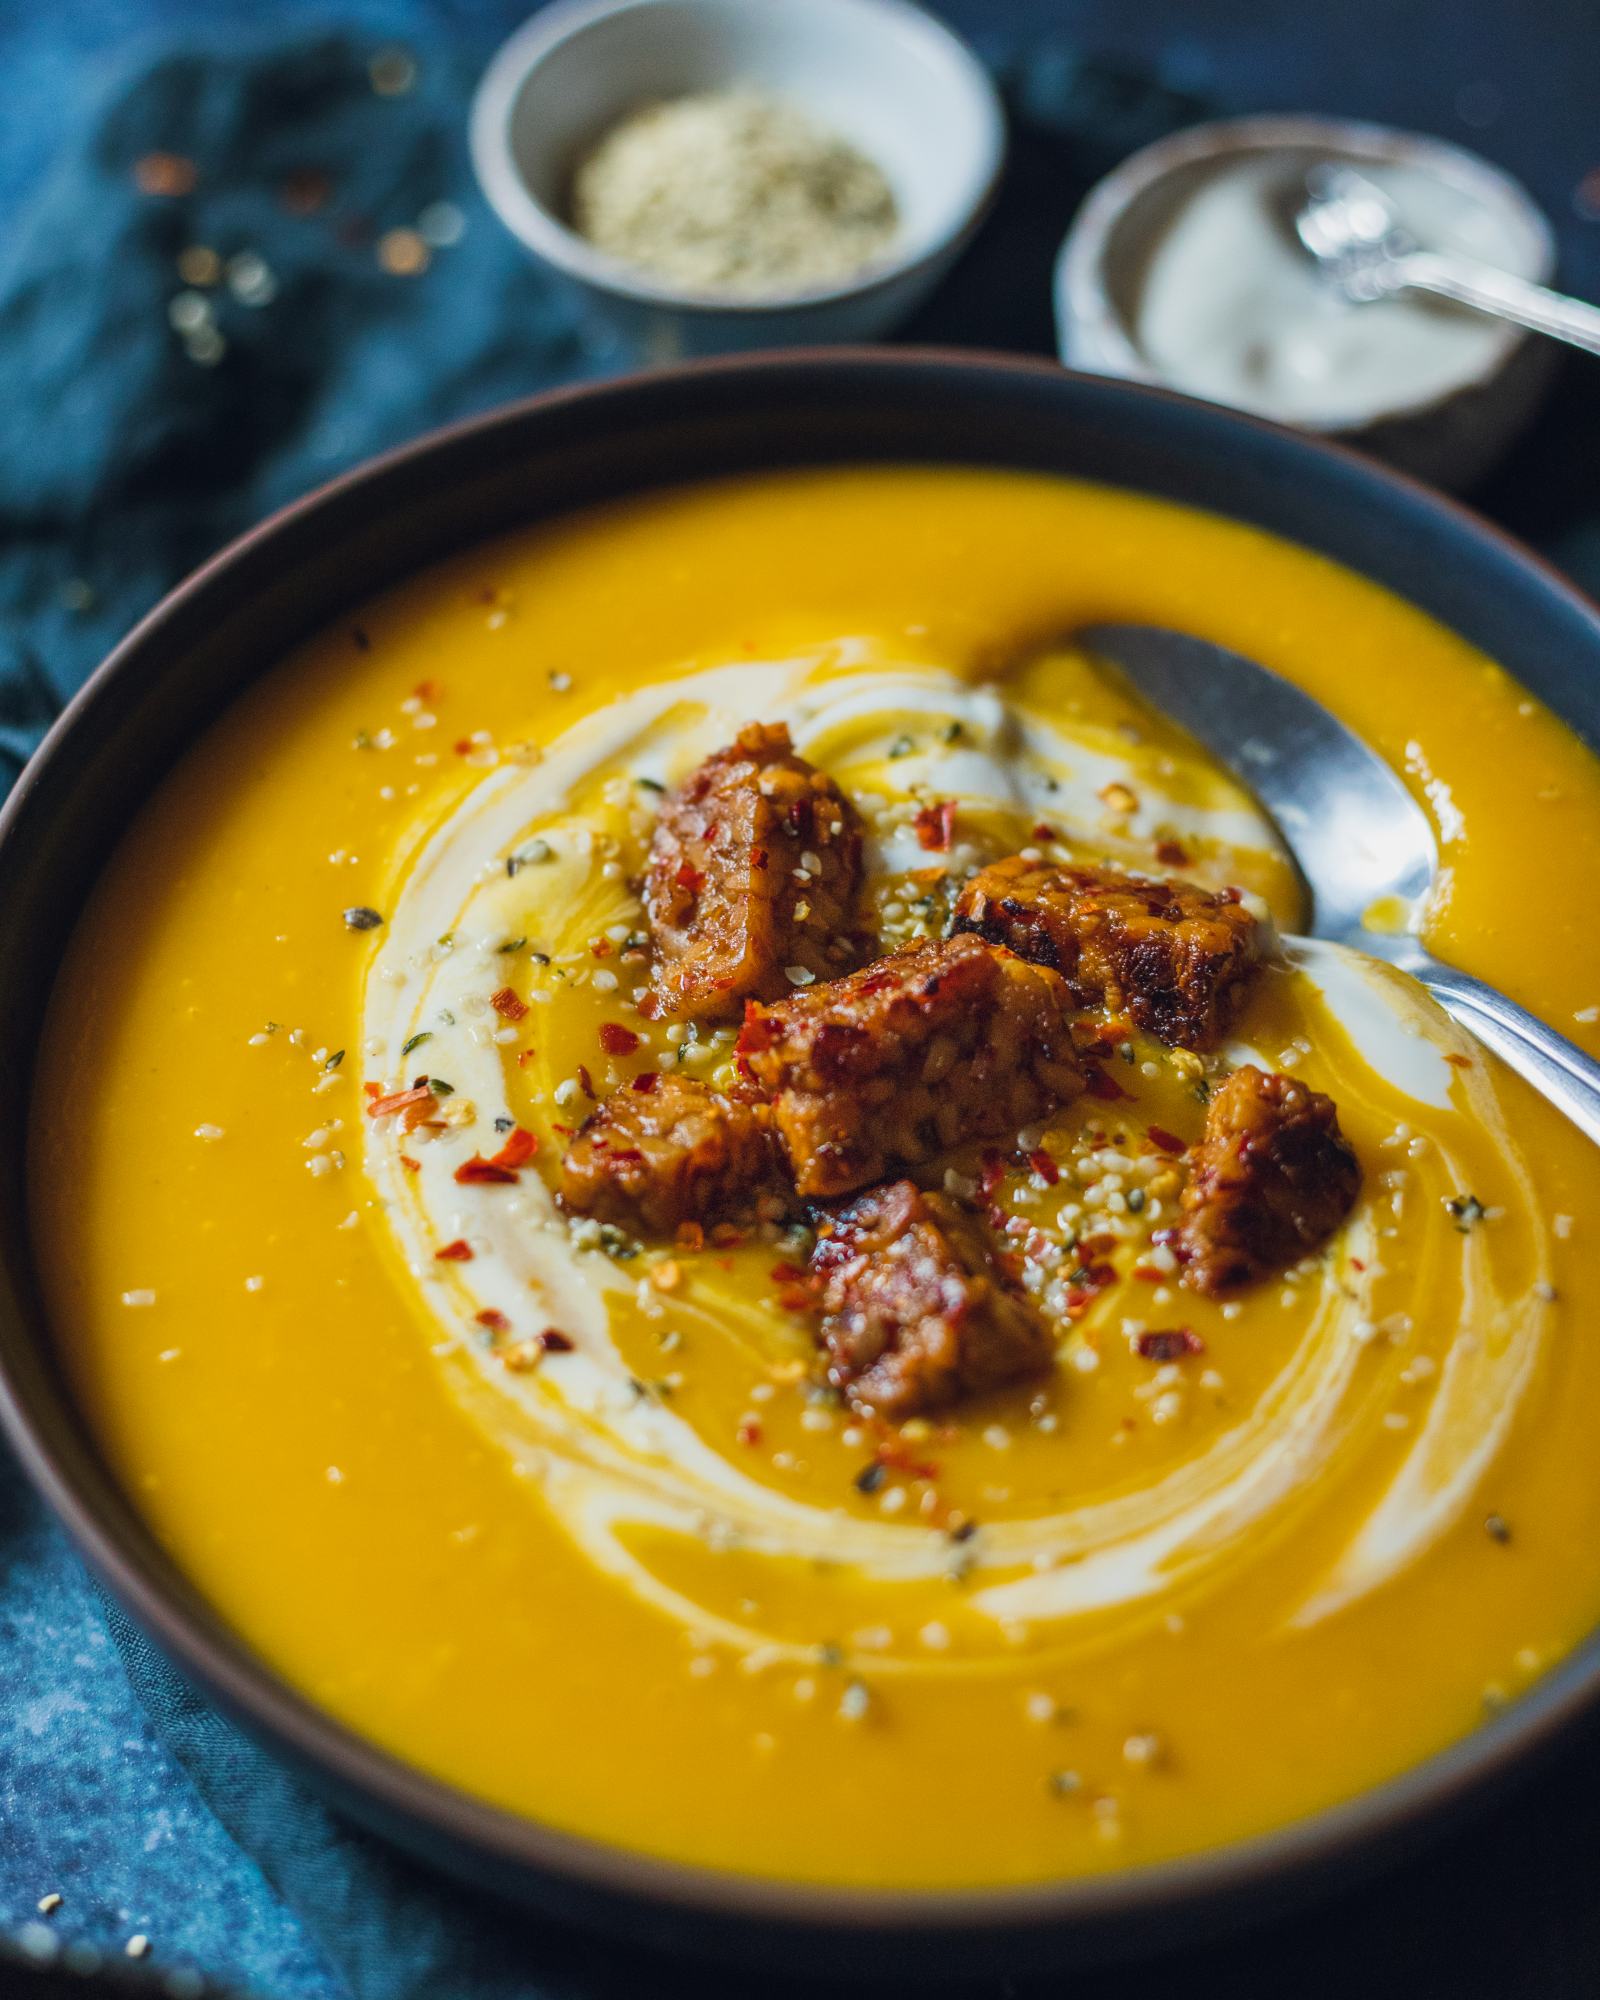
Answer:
471, 0, 1005, 356
3, 352, 1600, 1973
1054, 114, 1558, 490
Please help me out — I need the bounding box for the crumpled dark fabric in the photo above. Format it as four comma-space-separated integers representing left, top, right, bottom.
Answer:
0, 25, 626, 796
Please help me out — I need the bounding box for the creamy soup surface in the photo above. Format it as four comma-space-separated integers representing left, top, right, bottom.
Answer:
31, 468, 1600, 1888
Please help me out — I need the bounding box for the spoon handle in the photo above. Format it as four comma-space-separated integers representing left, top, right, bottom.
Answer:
1393, 251, 1600, 359
1418, 957, 1600, 1148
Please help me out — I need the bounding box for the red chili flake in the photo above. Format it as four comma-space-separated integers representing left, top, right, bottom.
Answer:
1155, 839, 1191, 867
631, 1070, 660, 1094
366, 1083, 434, 1119
476, 1308, 510, 1333
1349, 1256, 1367, 1273
486, 1126, 537, 1171
551, 1122, 574, 1138
875, 1439, 940, 1482
751, 846, 769, 872
453, 738, 473, 756
1136, 1327, 1205, 1362
454, 1155, 518, 1185
399, 1154, 420, 1172
709, 1224, 748, 1249
1027, 1149, 1060, 1185
576, 1065, 596, 1099
434, 1239, 474, 1262
1147, 1126, 1187, 1155
979, 1148, 1008, 1198
770, 1261, 808, 1284
1444, 1052, 1473, 1069
1083, 1064, 1132, 1102
1132, 1266, 1166, 1283
733, 1054, 757, 1085
363, 1080, 382, 1097
539, 1329, 574, 1353
776, 1287, 815, 1314
736, 1007, 778, 1054
598, 1022, 640, 1056
913, 801, 957, 851
1032, 823, 1060, 843
491, 985, 528, 1022
591, 938, 613, 959
517, 1049, 536, 1069
675, 860, 704, 894
737, 1418, 763, 1446
1065, 1261, 1118, 1314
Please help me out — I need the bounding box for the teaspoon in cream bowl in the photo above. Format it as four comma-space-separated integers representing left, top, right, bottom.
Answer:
1080, 621, 1600, 1147
1296, 164, 1600, 359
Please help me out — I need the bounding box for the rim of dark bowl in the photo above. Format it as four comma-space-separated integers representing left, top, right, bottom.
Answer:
2, 348, 1598, 1974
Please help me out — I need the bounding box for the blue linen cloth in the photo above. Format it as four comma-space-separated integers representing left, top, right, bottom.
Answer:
3, 8, 1600, 1997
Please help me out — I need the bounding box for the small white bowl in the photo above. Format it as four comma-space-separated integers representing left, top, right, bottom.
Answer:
471, 0, 1006, 358
1054, 115, 1558, 490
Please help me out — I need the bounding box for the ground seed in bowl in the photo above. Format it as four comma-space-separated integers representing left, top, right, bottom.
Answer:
569, 89, 899, 296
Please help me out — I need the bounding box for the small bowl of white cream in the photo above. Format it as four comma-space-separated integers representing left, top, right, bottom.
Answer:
1055, 115, 1557, 489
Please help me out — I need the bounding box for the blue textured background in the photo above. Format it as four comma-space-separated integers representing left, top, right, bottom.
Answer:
2, 4, 1599, 1996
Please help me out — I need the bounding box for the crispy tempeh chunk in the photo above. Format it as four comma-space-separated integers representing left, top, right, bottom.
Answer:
1178, 1065, 1360, 1293
739, 933, 1083, 1200
559, 1074, 787, 1235
811, 1180, 1054, 1418
952, 855, 1263, 1049
643, 722, 866, 1024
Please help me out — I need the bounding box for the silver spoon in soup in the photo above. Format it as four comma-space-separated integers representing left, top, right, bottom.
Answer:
1078, 621, 1600, 1146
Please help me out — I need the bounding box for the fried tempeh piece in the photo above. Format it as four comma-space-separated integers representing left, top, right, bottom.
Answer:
739, 933, 1083, 1199
952, 855, 1263, 1049
811, 1179, 1054, 1419
1178, 1065, 1360, 1293
643, 722, 866, 1024
559, 1074, 788, 1235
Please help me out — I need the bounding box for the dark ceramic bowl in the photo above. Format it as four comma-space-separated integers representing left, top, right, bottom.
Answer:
2, 352, 1599, 1975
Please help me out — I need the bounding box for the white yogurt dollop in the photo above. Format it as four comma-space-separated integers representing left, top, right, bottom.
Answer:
1134, 154, 1529, 426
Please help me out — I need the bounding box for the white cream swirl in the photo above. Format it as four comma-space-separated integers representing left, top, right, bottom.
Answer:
360, 648, 1552, 1668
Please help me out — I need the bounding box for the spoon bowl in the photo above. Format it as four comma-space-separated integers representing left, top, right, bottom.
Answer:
1295, 162, 1600, 358
1294, 164, 1420, 302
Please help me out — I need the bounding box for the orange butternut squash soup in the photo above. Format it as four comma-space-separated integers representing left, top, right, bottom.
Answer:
30, 467, 1600, 1888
